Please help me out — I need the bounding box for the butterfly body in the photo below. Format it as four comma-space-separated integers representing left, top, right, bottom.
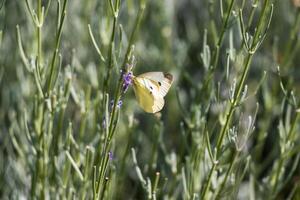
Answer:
132, 72, 173, 113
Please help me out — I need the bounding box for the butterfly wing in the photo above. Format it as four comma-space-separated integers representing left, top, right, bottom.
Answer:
132, 76, 165, 113
137, 72, 173, 97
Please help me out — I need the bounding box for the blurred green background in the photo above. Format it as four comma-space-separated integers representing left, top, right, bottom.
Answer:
1, 0, 300, 199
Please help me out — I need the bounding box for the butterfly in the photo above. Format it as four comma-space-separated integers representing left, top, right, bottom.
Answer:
132, 72, 173, 113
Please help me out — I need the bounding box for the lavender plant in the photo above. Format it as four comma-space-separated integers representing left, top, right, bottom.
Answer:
1, 0, 300, 199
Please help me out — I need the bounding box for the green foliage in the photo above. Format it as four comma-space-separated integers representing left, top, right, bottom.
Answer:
1, 0, 300, 199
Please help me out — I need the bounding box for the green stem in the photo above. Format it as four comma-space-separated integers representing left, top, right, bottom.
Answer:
37, 0, 42, 71
281, 8, 300, 68
46, 0, 68, 95
208, 0, 218, 45
247, 0, 259, 30
38, 103, 47, 200
107, 0, 146, 145
216, 52, 253, 151
271, 159, 283, 197
201, 0, 236, 93
95, 2, 145, 199
215, 151, 238, 200
201, 162, 217, 199
211, 0, 236, 69
217, 0, 270, 154
31, 149, 39, 198
272, 112, 300, 196
36, 1, 46, 198
202, 0, 270, 197
103, 0, 119, 96
287, 113, 300, 141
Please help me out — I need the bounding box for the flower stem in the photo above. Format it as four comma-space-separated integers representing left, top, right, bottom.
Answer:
95, 2, 145, 199
202, 0, 236, 92
214, 151, 238, 200
103, 0, 119, 96
271, 112, 300, 196
46, 0, 68, 95
201, 0, 271, 198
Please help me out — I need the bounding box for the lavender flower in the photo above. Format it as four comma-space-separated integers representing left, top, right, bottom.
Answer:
108, 151, 113, 160
110, 99, 123, 110
122, 71, 133, 93
117, 100, 123, 108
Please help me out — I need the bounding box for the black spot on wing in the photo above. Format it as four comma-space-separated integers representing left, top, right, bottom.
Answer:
163, 73, 173, 83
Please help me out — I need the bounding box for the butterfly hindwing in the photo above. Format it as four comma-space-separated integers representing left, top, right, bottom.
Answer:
132, 76, 165, 113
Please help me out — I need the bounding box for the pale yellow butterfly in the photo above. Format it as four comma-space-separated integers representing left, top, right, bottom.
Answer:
132, 72, 173, 113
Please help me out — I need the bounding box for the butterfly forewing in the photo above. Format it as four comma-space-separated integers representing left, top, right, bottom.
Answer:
138, 72, 173, 97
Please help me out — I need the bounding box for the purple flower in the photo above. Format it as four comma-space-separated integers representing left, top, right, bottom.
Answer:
117, 100, 123, 108
110, 99, 123, 110
122, 71, 133, 93
108, 151, 113, 160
